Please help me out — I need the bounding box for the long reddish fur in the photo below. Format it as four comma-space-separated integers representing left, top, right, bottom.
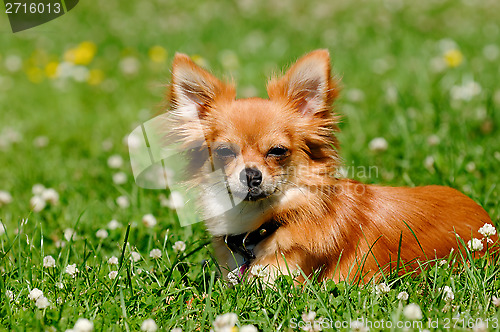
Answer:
167, 50, 497, 283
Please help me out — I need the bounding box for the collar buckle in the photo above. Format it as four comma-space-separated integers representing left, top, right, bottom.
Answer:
224, 220, 280, 262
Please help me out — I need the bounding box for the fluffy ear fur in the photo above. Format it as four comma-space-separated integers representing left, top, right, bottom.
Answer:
169, 53, 235, 120
267, 49, 339, 117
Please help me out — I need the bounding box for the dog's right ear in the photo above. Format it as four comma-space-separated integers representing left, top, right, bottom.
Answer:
169, 54, 235, 120
267, 50, 339, 118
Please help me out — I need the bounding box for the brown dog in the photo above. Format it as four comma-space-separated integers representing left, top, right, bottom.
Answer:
166, 50, 497, 283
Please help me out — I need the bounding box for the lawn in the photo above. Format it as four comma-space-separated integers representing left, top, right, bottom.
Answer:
0, 0, 499, 331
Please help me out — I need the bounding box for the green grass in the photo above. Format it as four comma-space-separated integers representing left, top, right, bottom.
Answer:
1, 0, 500, 330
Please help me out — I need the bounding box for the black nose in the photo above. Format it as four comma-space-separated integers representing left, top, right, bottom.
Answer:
240, 167, 262, 188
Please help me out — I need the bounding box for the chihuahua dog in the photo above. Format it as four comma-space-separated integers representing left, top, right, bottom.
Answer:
165, 50, 497, 283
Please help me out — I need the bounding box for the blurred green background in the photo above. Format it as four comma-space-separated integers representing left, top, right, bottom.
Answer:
1, 0, 500, 330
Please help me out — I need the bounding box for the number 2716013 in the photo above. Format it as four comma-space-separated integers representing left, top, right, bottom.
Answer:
5, 2, 61, 14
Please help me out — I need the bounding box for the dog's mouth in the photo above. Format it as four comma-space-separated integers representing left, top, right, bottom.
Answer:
243, 187, 271, 201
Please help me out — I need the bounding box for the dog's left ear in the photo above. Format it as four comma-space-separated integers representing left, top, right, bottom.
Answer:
267, 49, 338, 117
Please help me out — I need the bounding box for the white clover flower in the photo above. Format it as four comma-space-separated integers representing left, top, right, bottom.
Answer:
36, 296, 50, 309
386, 86, 397, 103
5, 55, 22, 72
167, 191, 184, 209
301, 311, 316, 322
28, 288, 44, 301
473, 319, 488, 332
32, 184, 45, 195
107, 219, 122, 230
125, 133, 142, 150
149, 249, 162, 259
240, 325, 258, 332
1, 127, 21, 143
375, 282, 391, 295
56, 60, 75, 77
41, 188, 59, 205
43, 255, 56, 268
30, 196, 46, 212
5, 290, 14, 301
350, 320, 369, 332
107, 256, 119, 265
345, 88, 365, 102
170, 328, 182, 332
250, 264, 269, 279
108, 271, 118, 280
0, 190, 13, 206
467, 238, 484, 252
116, 196, 130, 209
369, 137, 388, 152
65, 264, 79, 277
172, 241, 186, 253
478, 223, 497, 238
142, 214, 157, 228
107, 155, 124, 169
397, 291, 409, 301
483, 44, 500, 61
140, 318, 158, 332
56, 282, 64, 289
64, 228, 76, 241
465, 162, 476, 173
131, 251, 141, 262
213, 313, 238, 331
56, 61, 75, 79
55, 240, 66, 248
119, 56, 140, 75
424, 156, 435, 170
33, 136, 49, 148
450, 81, 482, 101
73, 318, 94, 332
112, 172, 127, 185
427, 134, 440, 146
440, 286, 454, 302
101, 139, 113, 151
96, 229, 109, 239
439, 260, 448, 266
492, 295, 500, 307
403, 303, 423, 320
71, 66, 90, 82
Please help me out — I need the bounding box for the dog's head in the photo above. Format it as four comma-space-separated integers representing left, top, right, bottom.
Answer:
167, 50, 340, 233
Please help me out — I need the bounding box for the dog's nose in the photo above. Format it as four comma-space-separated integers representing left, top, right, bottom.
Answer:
240, 167, 262, 188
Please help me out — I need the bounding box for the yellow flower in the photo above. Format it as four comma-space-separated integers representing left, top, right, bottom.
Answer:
27, 67, 43, 83
45, 61, 59, 79
443, 49, 463, 68
148, 46, 168, 63
64, 41, 97, 65
87, 69, 104, 85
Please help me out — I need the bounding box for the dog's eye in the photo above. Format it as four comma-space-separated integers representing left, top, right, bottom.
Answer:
267, 146, 289, 157
215, 146, 236, 159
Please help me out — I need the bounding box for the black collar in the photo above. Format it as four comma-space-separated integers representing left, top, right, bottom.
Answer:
224, 219, 280, 262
